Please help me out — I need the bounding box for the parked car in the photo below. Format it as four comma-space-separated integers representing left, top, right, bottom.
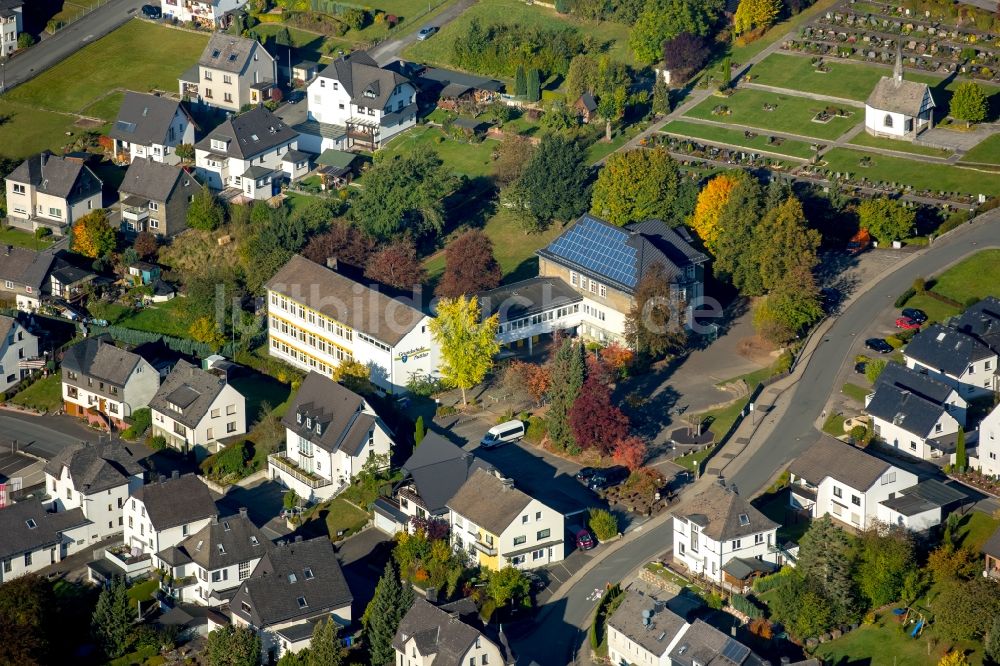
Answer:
901, 308, 927, 324
575, 467, 598, 483
588, 465, 629, 491
480, 420, 525, 449
417, 26, 438, 40
141, 4, 161, 18
574, 528, 595, 550
865, 338, 894, 354
895, 316, 921, 330
854, 361, 867, 374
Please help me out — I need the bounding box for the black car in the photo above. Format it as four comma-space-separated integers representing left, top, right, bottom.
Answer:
588, 465, 629, 491
901, 308, 927, 324
575, 467, 597, 483
865, 338, 894, 354
854, 361, 867, 374
141, 4, 162, 18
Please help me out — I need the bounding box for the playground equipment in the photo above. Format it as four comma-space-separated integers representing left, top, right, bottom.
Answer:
893, 607, 928, 638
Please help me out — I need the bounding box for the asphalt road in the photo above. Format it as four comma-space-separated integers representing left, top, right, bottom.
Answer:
1, 0, 146, 93
368, 0, 475, 66
0, 410, 96, 459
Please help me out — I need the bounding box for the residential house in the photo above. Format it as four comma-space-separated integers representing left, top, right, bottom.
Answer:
61, 336, 160, 431
149, 359, 247, 457
977, 402, 1000, 477
447, 468, 564, 571
301, 51, 417, 152
0, 500, 92, 583
864, 49, 934, 140
573, 92, 598, 123
109, 91, 196, 166
44, 441, 144, 541
230, 537, 353, 662
0, 0, 23, 56
669, 620, 769, 666
373, 432, 489, 534
983, 526, 1000, 581
903, 324, 997, 399
672, 484, 782, 587
267, 370, 393, 502
194, 106, 306, 201
49, 264, 95, 303
866, 362, 964, 461
124, 472, 217, 557
954, 296, 1000, 356
0, 314, 39, 392
119, 157, 204, 236
265, 254, 439, 393
179, 34, 276, 112
154, 508, 271, 607
160, 0, 247, 28
478, 277, 583, 355
0, 246, 54, 311
392, 597, 514, 666
875, 479, 967, 531
4, 152, 103, 234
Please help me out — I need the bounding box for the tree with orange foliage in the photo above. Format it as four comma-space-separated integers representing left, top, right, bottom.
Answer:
612, 436, 647, 471
600, 342, 633, 378
749, 617, 773, 639
502, 360, 551, 406
71, 209, 116, 258
691, 172, 741, 254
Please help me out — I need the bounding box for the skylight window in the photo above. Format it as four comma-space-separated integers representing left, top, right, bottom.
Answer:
288, 573, 297, 583
218, 544, 226, 555
25, 519, 36, 529
223, 521, 231, 531
250, 536, 260, 546
297, 596, 308, 608
303, 568, 314, 580
212, 49, 221, 58
196, 540, 204, 551
229, 54, 238, 62
250, 134, 259, 142
738, 514, 750, 527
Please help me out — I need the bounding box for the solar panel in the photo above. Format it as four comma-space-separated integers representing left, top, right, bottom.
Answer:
720, 638, 751, 663
546, 216, 638, 288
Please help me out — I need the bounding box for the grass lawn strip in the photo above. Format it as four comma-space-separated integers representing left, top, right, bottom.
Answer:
847, 131, 953, 158
376, 125, 497, 178
819, 148, 1000, 196
10, 375, 63, 412
663, 120, 817, 159
0, 227, 55, 250
684, 89, 859, 141
960, 134, 1000, 166
900, 292, 960, 324
926, 249, 1000, 305
0, 100, 85, 160
729, 0, 841, 62
322, 497, 370, 541
841, 382, 870, 403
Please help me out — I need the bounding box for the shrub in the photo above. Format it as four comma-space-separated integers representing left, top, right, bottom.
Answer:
202, 440, 252, 479
435, 404, 457, 419
524, 416, 547, 444
122, 407, 152, 441
407, 372, 445, 397
148, 435, 167, 451
885, 335, 904, 349
588, 508, 619, 541
35, 227, 52, 240
937, 210, 970, 235
752, 568, 794, 593
705, 593, 725, 610
913, 277, 926, 293
730, 593, 764, 618
894, 287, 916, 308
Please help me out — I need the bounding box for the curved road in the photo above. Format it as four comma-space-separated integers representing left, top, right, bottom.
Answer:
512, 211, 1000, 665
0, 409, 96, 459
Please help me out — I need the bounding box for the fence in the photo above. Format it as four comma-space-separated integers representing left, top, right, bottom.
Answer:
47, 0, 113, 34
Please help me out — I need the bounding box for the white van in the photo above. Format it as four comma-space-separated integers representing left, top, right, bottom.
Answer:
480, 420, 525, 448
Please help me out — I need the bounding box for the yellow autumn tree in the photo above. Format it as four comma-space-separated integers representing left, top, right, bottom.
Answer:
590, 147, 680, 226
938, 651, 970, 666
691, 173, 740, 254
71, 209, 116, 258
733, 0, 782, 34
188, 316, 226, 351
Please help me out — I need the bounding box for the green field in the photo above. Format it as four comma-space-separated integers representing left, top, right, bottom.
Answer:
927, 249, 1000, 305
848, 131, 953, 158
377, 125, 498, 178
5, 21, 208, 116
0, 100, 86, 160
663, 119, 818, 159
9, 375, 63, 412
820, 148, 1000, 196
900, 292, 960, 324
116, 298, 199, 339
684, 89, 859, 140
961, 133, 1000, 166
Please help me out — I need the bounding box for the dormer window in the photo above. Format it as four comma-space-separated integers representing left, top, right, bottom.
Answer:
306, 417, 312, 429
315, 423, 323, 436
223, 521, 231, 531
289, 573, 297, 583
210, 138, 228, 151
217, 544, 226, 555
297, 596, 307, 608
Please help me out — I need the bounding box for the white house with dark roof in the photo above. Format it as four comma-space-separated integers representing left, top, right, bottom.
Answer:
160, 0, 247, 27
672, 484, 782, 587
0, 500, 92, 583
62, 336, 160, 431
904, 324, 997, 399
0, 0, 23, 56
447, 467, 564, 571
124, 472, 217, 558
230, 536, 353, 662
44, 441, 144, 542
0, 246, 55, 311
300, 51, 417, 152
268, 371, 393, 502
864, 49, 934, 140
179, 34, 276, 112
149, 359, 247, 457
109, 91, 196, 166
393, 597, 514, 666
977, 403, 1000, 478
4, 152, 103, 234
265, 254, 439, 393
118, 157, 205, 237
194, 105, 306, 201
0, 314, 38, 392
154, 508, 271, 607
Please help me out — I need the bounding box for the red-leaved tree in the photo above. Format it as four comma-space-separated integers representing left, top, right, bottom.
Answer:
569, 376, 630, 454
600, 342, 634, 378
303, 219, 376, 269
364, 238, 426, 289
436, 229, 502, 298
612, 436, 648, 471
133, 231, 158, 259
503, 360, 551, 406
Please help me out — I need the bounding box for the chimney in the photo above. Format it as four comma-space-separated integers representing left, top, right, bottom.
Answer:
171, 470, 180, 479
326, 257, 339, 272
212, 515, 219, 524
239, 507, 248, 518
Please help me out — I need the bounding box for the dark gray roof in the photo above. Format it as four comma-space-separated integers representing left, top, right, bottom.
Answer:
401, 433, 491, 514
230, 537, 352, 628
0, 0, 22, 19
0, 315, 16, 343
282, 149, 312, 163
282, 371, 380, 456
578, 92, 598, 112
447, 468, 535, 536
873, 362, 956, 405
132, 473, 217, 531
681, 484, 778, 542
954, 296, 1000, 354
199, 34, 265, 73
721, 557, 779, 580
412, 65, 503, 94
0, 500, 89, 559
478, 277, 582, 323
275, 618, 321, 643
120, 158, 200, 202
195, 106, 297, 160
393, 597, 509, 665
242, 165, 275, 179
904, 324, 995, 376
43, 441, 143, 494
881, 479, 966, 516
318, 51, 410, 109
6, 152, 102, 201
788, 437, 893, 490
109, 92, 188, 146
606, 589, 688, 657
670, 619, 763, 666
0, 246, 55, 291
166, 512, 271, 570
983, 526, 1000, 559
50, 265, 93, 286
149, 360, 238, 429
866, 382, 948, 438
866, 75, 933, 116
62, 336, 145, 386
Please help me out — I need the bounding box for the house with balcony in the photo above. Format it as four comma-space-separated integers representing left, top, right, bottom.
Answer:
109, 92, 196, 166
0, 500, 93, 583
62, 336, 160, 431
373, 432, 489, 535
904, 324, 998, 400
299, 51, 417, 152
44, 441, 144, 542
0, 0, 23, 56
478, 277, 583, 355
179, 34, 276, 112
230, 537, 353, 662
0, 246, 54, 312
49, 264, 96, 304
268, 371, 393, 503
124, 472, 217, 560
393, 597, 515, 666
194, 106, 305, 201
672, 484, 782, 587
118, 157, 204, 237
448, 468, 564, 571
4, 152, 103, 235
160, 0, 247, 28
0, 314, 39, 392
154, 508, 271, 607
149, 359, 247, 458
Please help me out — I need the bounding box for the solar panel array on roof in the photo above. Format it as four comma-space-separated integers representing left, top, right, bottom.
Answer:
720, 638, 751, 663
545, 215, 638, 288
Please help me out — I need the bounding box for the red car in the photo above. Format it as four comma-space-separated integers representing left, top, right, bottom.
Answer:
895, 316, 921, 330
575, 529, 596, 550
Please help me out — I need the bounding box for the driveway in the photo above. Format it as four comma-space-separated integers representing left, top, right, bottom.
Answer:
368, 0, 476, 66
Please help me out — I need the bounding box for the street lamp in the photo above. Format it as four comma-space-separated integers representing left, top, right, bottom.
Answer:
1, 57, 6, 94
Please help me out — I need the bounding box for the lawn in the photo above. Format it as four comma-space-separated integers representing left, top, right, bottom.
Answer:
50, 0, 107, 25
961, 133, 1000, 166
901, 292, 961, 324
377, 125, 498, 178
841, 382, 870, 403
402, 0, 634, 71
127, 578, 159, 604
117, 298, 198, 339
80, 91, 127, 123
663, 120, 818, 159
848, 131, 953, 158
820, 148, 1000, 196
322, 497, 370, 541
729, 0, 840, 62
684, 89, 859, 141
695, 397, 751, 441
953, 510, 1000, 551
9, 375, 63, 412
813, 615, 985, 666
753, 490, 810, 543
821, 412, 847, 436
927, 249, 1000, 306
0, 100, 84, 160
229, 372, 292, 424
5, 21, 208, 116
0, 227, 55, 250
